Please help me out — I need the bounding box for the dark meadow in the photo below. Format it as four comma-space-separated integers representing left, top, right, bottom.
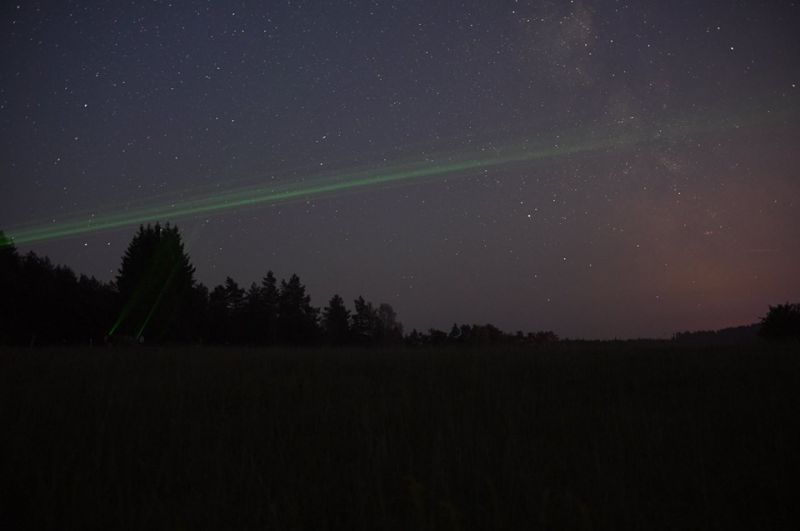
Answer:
1, 344, 799, 530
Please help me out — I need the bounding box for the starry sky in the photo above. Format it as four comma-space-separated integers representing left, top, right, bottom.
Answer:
2, 0, 799, 339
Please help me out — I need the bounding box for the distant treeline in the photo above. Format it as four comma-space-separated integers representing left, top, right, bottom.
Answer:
0, 225, 559, 347
3, 225, 797, 346
672, 324, 761, 346
673, 304, 800, 345
407, 325, 558, 347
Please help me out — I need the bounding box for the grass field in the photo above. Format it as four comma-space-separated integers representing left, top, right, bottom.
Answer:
1, 343, 798, 530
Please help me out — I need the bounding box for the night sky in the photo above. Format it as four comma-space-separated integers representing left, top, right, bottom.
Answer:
2, 0, 799, 339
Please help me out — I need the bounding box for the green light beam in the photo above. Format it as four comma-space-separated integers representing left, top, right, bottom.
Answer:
0, 128, 655, 247
3, 101, 796, 248
134, 264, 180, 340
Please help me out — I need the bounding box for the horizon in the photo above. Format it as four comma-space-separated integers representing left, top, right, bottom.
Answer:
0, 227, 772, 341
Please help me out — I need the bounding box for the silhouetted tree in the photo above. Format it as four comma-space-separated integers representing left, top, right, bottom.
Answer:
534, 331, 559, 344
223, 277, 246, 341
260, 271, 280, 344
759, 303, 800, 341
459, 324, 472, 343
207, 277, 246, 343
376, 303, 404, 344
405, 328, 422, 347
277, 274, 319, 344
49, 264, 80, 342
472, 323, 503, 344
184, 281, 209, 342
0, 238, 116, 345
0, 231, 21, 344
351, 296, 378, 344
673, 324, 759, 346
448, 323, 461, 343
114, 223, 197, 342
76, 274, 117, 344
427, 328, 448, 346
322, 294, 351, 345
18, 253, 60, 344
401, 321, 559, 349
208, 284, 230, 343
242, 282, 264, 343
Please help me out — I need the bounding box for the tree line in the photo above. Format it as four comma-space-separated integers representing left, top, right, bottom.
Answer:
4, 224, 795, 346
0, 224, 558, 347
671, 304, 800, 344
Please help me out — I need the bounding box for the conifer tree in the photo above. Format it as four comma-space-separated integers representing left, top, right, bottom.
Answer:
351, 296, 378, 344
114, 223, 196, 342
759, 303, 800, 341
260, 271, 280, 344
376, 302, 403, 344
322, 294, 351, 345
0, 231, 21, 343
277, 274, 319, 344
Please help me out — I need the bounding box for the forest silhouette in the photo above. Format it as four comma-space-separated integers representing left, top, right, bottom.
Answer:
1, 225, 797, 346
0, 225, 563, 347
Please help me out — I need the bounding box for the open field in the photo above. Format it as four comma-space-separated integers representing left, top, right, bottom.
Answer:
1, 343, 798, 530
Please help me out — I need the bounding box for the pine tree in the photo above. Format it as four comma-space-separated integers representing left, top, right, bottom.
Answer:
376, 302, 403, 344
243, 282, 264, 343
76, 274, 117, 343
19, 253, 57, 344
0, 231, 21, 343
207, 277, 246, 343
260, 271, 280, 344
351, 296, 378, 344
208, 284, 230, 343
223, 277, 246, 342
113, 223, 196, 342
223, 277, 246, 312
759, 303, 800, 341
448, 323, 461, 343
322, 294, 351, 345
277, 274, 319, 344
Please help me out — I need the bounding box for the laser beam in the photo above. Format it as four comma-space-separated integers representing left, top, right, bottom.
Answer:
2, 102, 795, 248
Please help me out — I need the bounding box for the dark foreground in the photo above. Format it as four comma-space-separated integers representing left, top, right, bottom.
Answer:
1, 344, 798, 530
